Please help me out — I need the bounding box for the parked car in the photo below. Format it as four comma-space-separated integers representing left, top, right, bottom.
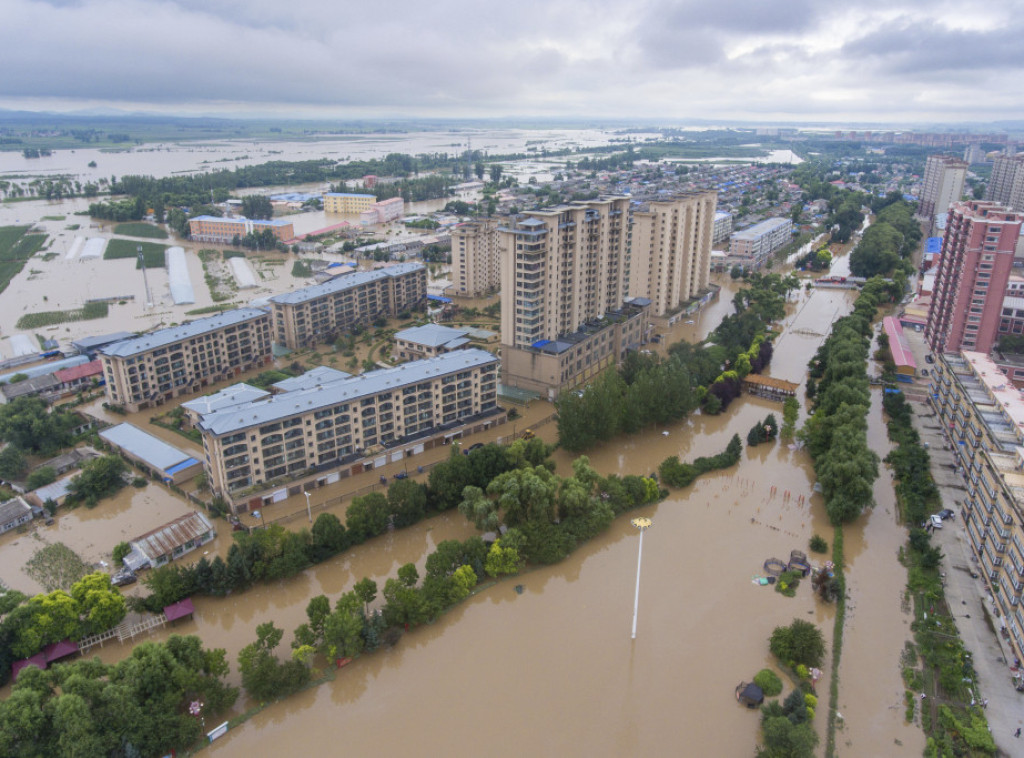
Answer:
393, 471, 408, 480
930, 514, 944, 529
938, 508, 955, 520
925, 355, 935, 364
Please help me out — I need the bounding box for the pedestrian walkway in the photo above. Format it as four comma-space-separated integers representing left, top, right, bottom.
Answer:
901, 328, 1022, 753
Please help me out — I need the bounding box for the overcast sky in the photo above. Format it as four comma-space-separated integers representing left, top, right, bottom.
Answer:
2, 0, 1023, 123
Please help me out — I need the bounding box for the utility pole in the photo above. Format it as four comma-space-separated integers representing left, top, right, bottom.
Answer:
138, 245, 153, 308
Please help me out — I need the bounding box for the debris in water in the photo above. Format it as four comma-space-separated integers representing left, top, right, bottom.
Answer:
514, 585, 524, 594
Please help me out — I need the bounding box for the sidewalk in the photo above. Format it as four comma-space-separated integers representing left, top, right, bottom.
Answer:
901, 328, 1023, 755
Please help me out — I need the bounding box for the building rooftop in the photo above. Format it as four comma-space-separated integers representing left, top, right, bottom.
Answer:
271, 366, 352, 393
198, 348, 498, 436
72, 332, 138, 352
181, 383, 270, 415
267, 263, 425, 306
54, 360, 103, 384
731, 217, 791, 240
191, 215, 292, 227
99, 423, 198, 473
130, 511, 214, 561
0, 496, 31, 527
394, 323, 471, 349
324, 192, 375, 199
32, 475, 76, 504
99, 308, 268, 358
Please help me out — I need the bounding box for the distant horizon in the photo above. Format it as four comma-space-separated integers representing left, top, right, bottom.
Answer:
1, 106, 1022, 135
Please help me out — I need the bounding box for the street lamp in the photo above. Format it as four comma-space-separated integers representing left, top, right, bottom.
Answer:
630, 517, 652, 640
304, 491, 312, 523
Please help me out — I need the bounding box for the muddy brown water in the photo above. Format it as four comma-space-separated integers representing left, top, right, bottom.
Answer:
1, 255, 923, 754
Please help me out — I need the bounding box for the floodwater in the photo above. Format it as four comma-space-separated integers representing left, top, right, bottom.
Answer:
0, 129, 663, 184
0, 237, 923, 754
0, 484, 197, 596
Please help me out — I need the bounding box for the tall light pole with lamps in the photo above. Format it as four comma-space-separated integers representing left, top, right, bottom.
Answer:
630, 517, 652, 640
304, 491, 312, 523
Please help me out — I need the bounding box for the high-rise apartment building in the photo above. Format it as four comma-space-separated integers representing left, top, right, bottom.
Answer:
100, 308, 273, 412
269, 263, 427, 349
196, 349, 500, 499
925, 201, 1024, 355
628, 192, 716, 318
451, 219, 500, 296
323, 193, 376, 214
498, 197, 650, 397
918, 155, 968, 219
986, 153, 1024, 211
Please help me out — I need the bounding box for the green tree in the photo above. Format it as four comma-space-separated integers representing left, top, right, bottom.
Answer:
353, 577, 378, 615
240, 195, 273, 220
69, 572, 126, 635
769, 619, 826, 668
0, 397, 76, 454
0, 445, 27, 480
458, 485, 500, 532
66, 455, 127, 507
345, 491, 390, 542
322, 592, 365, 660
26, 465, 56, 490
310, 512, 347, 560
449, 565, 477, 603
387, 478, 427, 528
484, 538, 521, 578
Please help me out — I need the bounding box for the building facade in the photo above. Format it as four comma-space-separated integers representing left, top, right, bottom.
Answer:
393, 324, 472, 361
188, 216, 295, 244
628, 192, 716, 317
269, 263, 427, 349
918, 154, 968, 219
712, 211, 733, 244
497, 197, 636, 396
100, 308, 273, 412
986, 153, 1024, 211
196, 349, 500, 497
323, 193, 376, 214
360, 197, 405, 225
925, 201, 1024, 355
451, 219, 500, 296
728, 217, 793, 268
929, 351, 1024, 666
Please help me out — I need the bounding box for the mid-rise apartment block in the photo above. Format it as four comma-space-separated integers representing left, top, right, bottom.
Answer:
323, 193, 376, 214
929, 351, 1024, 665
498, 197, 646, 397
918, 155, 968, 218
925, 201, 1024, 355
360, 197, 404, 225
712, 211, 733, 244
986, 153, 1024, 211
197, 349, 500, 498
451, 219, 500, 296
628, 192, 716, 318
100, 308, 273, 412
269, 263, 427, 349
188, 216, 294, 244
728, 217, 793, 267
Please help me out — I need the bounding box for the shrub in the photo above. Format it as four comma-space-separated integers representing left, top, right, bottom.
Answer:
754, 668, 783, 696
809, 534, 828, 553
112, 541, 131, 564
770, 619, 825, 669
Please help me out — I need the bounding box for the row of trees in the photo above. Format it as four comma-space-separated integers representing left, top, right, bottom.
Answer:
138, 438, 557, 609
0, 573, 127, 685
557, 272, 795, 451
658, 435, 743, 488
801, 278, 899, 523
848, 196, 922, 279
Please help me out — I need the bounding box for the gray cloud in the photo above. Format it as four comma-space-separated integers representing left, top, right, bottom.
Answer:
0, 0, 1022, 121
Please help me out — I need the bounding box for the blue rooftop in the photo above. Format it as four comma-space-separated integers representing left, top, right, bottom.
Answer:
925, 237, 942, 254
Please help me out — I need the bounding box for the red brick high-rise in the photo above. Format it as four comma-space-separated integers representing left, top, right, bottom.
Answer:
925, 201, 1024, 355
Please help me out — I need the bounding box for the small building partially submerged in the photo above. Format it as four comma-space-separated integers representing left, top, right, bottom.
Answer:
736, 682, 765, 708
741, 374, 799, 401
126, 511, 216, 569
99, 423, 202, 484
0, 496, 33, 534
883, 316, 917, 378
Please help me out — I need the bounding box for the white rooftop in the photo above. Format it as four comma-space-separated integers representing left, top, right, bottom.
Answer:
394, 323, 471, 349
268, 263, 424, 306
199, 348, 498, 436
181, 383, 270, 415
99, 308, 268, 358
271, 366, 352, 393
99, 423, 197, 472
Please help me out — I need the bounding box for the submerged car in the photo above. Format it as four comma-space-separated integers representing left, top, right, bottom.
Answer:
929, 514, 944, 529
112, 569, 137, 587
938, 509, 955, 520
